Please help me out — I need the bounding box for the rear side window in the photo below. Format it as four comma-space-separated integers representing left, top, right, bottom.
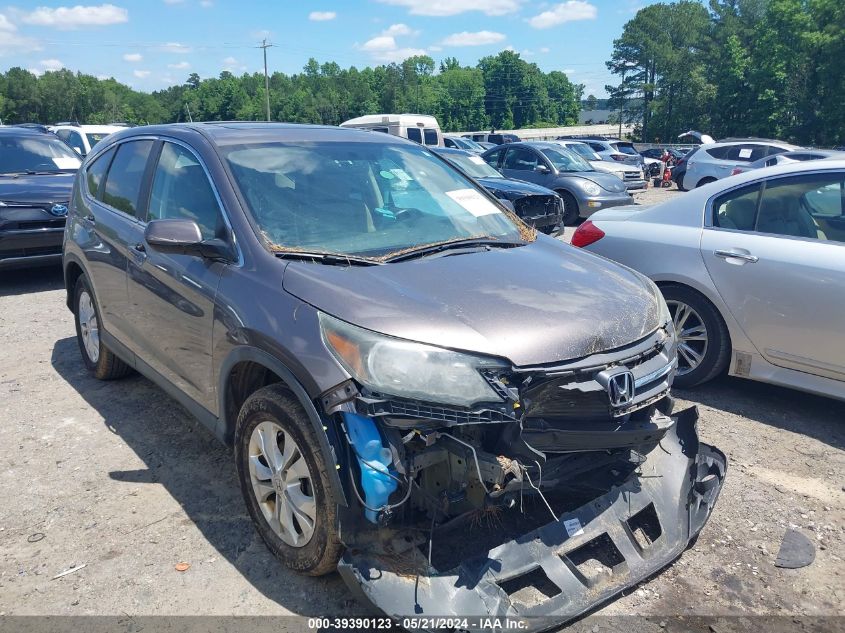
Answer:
406, 128, 422, 144
483, 148, 504, 168
488, 134, 504, 145
712, 183, 761, 231
102, 140, 153, 217
726, 144, 767, 162
612, 142, 638, 156
587, 142, 605, 153
85, 147, 115, 198
423, 128, 439, 146
705, 146, 731, 160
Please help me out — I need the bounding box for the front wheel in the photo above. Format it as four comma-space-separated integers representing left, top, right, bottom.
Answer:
661, 285, 730, 388
234, 384, 342, 576
558, 191, 579, 226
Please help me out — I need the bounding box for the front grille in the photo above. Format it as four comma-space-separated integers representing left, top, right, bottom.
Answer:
361, 396, 517, 426
6, 219, 66, 231
622, 171, 641, 182
0, 245, 61, 258
513, 194, 560, 220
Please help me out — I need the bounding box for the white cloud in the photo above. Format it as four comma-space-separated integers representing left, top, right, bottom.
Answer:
428, 45, 442, 52
0, 13, 37, 56
168, 61, 190, 69
382, 23, 414, 36
359, 23, 424, 62
563, 68, 575, 73
361, 35, 396, 52
375, 47, 427, 63
199, 0, 213, 6
133, 69, 150, 78
527, 1, 597, 29
122, 52, 142, 62
222, 56, 247, 72
377, 0, 521, 17
19, 4, 128, 29
540, 47, 550, 53
0, 13, 16, 30
160, 42, 192, 53
441, 30, 505, 47
308, 10, 336, 21
29, 67, 44, 76
40, 58, 64, 71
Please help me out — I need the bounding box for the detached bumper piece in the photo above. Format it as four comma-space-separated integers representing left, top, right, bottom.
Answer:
338, 407, 726, 632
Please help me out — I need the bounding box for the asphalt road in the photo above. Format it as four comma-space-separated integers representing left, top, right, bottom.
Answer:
0, 233, 842, 624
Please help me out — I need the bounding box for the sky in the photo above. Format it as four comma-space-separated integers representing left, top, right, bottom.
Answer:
0, 0, 662, 98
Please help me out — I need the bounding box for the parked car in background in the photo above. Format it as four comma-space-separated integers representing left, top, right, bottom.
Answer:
0, 126, 81, 270
49, 123, 126, 157
62, 121, 724, 626
442, 135, 485, 153
731, 149, 845, 175
549, 139, 646, 190
680, 138, 802, 189
476, 140, 496, 149
340, 113, 443, 147
640, 147, 688, 162
482, 142, 632, 224
433, 147, 562, 233
572, 159, 845, 400
463, 132, 521, 145
558, 136, 644, 168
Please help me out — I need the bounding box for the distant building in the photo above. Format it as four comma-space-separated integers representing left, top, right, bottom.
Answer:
578, 109, 614, 125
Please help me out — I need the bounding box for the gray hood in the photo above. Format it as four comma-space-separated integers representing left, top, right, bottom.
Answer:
282, 238, 661, 366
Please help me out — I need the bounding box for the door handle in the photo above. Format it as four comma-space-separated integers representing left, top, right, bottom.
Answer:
85, 213, 96, 224
714, 249, 758, 263
134, 242, 146, 253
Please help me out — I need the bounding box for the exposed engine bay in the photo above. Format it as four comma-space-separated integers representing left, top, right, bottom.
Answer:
320, 324, 727, 629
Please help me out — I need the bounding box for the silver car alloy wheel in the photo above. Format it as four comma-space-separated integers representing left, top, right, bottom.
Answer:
78, 290, 100, 364
248, 421, 317, 547
666, 299, 708, 376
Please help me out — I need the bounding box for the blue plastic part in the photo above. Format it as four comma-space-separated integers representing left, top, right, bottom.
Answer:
343, 412, 399, 523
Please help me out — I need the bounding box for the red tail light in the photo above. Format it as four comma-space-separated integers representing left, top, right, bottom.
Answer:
571, 220, 605, 248
730, 167, 743, 176
610, 154, 628, 162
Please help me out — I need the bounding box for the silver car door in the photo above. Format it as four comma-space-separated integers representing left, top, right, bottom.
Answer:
699, 171, 845, 382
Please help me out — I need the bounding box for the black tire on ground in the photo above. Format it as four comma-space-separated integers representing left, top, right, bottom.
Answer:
696, 177, 717, 188
538, 224, 559, 235
234, 384, 342, 576
73, 274, 133, 380
660, 284, 731, 389
558, 190, 579, 226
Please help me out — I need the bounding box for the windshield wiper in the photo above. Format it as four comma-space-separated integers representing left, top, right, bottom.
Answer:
386, 237, 525, 263
0, 170, 68, 177
273, 250, 383, 266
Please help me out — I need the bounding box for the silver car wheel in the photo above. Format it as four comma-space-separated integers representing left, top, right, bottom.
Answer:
248, 420, 316, 548
667, 299, 708, 376
78, 291, 100, 364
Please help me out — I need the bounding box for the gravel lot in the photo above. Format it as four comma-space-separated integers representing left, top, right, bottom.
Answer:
0, 188, 843, 625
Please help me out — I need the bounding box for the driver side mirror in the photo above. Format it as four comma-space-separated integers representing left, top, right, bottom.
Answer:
535, 164, 551, 174
144, 219, 233, 261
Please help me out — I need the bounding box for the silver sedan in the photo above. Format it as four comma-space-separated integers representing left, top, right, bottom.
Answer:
571, 159, 845, 401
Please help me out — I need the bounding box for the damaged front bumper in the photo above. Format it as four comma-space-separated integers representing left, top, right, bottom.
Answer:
337, 407, 726, 632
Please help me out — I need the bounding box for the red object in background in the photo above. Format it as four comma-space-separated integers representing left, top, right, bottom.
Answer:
571, 220, 605, 248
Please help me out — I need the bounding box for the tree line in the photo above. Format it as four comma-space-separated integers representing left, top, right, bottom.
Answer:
0, 51, 582, 132
606, 0, 845, 146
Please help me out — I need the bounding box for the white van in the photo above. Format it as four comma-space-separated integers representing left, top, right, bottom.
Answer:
340, 114, 443, 147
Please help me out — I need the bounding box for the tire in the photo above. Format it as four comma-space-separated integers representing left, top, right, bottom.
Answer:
234, 384, 342, 576
660, 285, 731, 389
73, 274, 132, 380
696, 177, 717, 188
558, 190, 579, 226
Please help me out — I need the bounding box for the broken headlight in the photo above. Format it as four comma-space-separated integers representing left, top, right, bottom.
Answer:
319, 312, 507, 407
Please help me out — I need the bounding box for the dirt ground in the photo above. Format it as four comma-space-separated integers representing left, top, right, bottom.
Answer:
0, 193, 843, 624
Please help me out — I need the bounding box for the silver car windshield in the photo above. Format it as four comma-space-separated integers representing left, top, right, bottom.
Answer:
444, 152, 503, 179
223, 141, 525, 258
541, 147, 594, 172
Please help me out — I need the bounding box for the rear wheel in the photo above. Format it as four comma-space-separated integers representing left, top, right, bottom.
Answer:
73, 274, 132, 380
558, 191, 579, 226
661, 285, 730, 388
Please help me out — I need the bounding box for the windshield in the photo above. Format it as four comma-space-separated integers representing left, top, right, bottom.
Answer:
612, 142, 639, 156
85, 132, 110, 148
564, 143, 599, 161
443, 152, 503, 179
223, 141, 525, 259
541, 147, 593, 172
459, 138, 485, 151
0, 135, 81, 174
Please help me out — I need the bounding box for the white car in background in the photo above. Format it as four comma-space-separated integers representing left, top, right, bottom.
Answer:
731, 149, 845, 176
546, 140, 646, 190
571, 159, 845, 401
681, 138, 802, 189
49, 124, 126, 157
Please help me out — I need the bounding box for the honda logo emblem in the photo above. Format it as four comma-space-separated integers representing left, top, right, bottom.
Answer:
596, 367, 636, 408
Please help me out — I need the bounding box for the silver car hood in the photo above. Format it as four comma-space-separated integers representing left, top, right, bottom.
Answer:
282, 238, 661, 366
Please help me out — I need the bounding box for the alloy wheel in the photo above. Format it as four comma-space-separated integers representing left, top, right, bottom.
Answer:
666, 299, 709, 376
78, 290, 100, 364
248, 421, 317, 547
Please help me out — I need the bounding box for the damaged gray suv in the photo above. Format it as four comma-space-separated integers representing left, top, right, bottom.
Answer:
63, 122, 725, 628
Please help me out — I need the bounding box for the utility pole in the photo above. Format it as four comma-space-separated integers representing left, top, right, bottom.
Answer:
259, 39, 274, 122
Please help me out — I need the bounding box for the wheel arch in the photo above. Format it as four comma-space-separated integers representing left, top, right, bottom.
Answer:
217, 346, 348, 507
654, 279, 734, 358
63, 254, 86, 311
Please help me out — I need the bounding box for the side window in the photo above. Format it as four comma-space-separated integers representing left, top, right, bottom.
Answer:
102, 140, 153, 217
587, 142, 605, 153
483, 148, 503, 168
726, 144, 766, 162
406, 127, 422, 144
423, 128, 439, 146
69, 131, 86, 155
503, 148, 538, 171
758, 173, 844, 242
85, 147, 115, 199
148, 142, 223, 240
443, 137, 456, 148
712, 183, 760, 231
705, 146, 731, 160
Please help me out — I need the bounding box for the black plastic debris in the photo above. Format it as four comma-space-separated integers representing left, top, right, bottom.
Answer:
774, 529, 815, 569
